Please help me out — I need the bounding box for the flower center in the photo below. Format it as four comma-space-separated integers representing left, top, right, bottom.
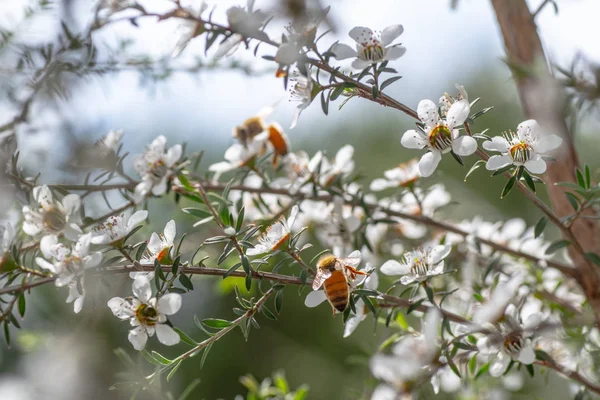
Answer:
43, 208, 66, 232
64, 256, 83, 274
509, 142, 532, 163
359, 42, 384, 62
157, 246, 171, 264
428, 125, 453, 152
150, 161, 168, 180
135, 303, 158, 326
411, 256, 429, 276
503, 332, 524, 356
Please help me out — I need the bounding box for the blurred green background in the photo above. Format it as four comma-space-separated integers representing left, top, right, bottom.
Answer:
1, 0, 599, 399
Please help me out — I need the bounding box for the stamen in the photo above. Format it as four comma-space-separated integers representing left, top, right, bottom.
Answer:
428, 125, 453, 152
43, 208, 66, 232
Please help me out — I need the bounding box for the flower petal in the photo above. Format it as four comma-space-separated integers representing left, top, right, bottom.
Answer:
330, 43, 357, 60
381, 24, 404, 46
384, 45, 406, 60
483, 137, 510, 153
158, 293, 182, 315
380, 259, 410, 276
33, 185, 53, 207
370, 178, 393, 191
349, 26, 373, 43
536, 134, 562, 153
128, 326, 148, 351
35, 257, 57, 273
401, 130, 427, 150
490, 352, 510, 377
304, 290, 327, 307
517, 119, 540, 143
40, 235, 59, 259
351, 58, 371, 70
451, 135, 477, 156
166, 144, 183, 167
133, 276, 152, 303
417, 99, 439, 127
517, 344, 535, 364
343, 315, 362, 338
61, 194, 81, 216
164, 220, 176, 245
155, 323, 181, 346
486, 154, 513, 171
446, 99, 470, 129
430, 245, 451, 264
127, 210, 148, 230
418, 151, 442, 177
214, 34, 242, 58
524, 157, 547, 174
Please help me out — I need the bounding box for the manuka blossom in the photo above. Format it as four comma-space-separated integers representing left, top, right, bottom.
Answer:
380, 245, 451, 285
483, 119, 562, 174
401, 85, 477, 177
133, 135, 182, 198
477, 304, 542, 377
288, 69, 314, 129
209, 132, 269, 179
370, 159, 421, 191
91, 210, 148, 246
318, 145, 355, 186
36, 233, 102, 313
247, 206, 299, 256
108, 276, 182, 350
215, 0, 266, 58
132, 219, 177, 279
331, 25, 406, 69
344, 271, 379, 338
22, 185, 82, 241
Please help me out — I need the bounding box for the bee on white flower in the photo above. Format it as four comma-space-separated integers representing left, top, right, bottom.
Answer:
477, 304, 542, 377
108, 276, 182, 350
133, 135, 182, 198
331, 25, 406, 70
91, 210, 148, 246
131, 220, 177, 280
483, 119, 562, 174
22, 186, 82, 241
247, 206, 299, 256
401, 85, 477, 177
35, 233, 102, 313
370, 159, 421, 191
380, 245, 451, 285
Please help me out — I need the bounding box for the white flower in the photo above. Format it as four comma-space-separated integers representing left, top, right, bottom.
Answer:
133, 135, 182, 197
483, 119, 562, 174
288, 69, 314, 129
370, 309, 440, 395
401, 85, 477, 177
344, 271, 379, 338
133, 220, 177, 279
370, 159, 421, 191
22, 186, 82, 241
172, 3, 208, 57
91, 210, 148, 246
215, 0, 266, 58
472, 276, 523, 325
380, 245, 451, 285
209, 132, 269, 179
319, 145, 355, 186
35, 233, 102, 313
477, 304, 542, 377
97, 129, 124, 152
108, 276, 182, 350
332, 25, 406, 69
247, 206, 299, 256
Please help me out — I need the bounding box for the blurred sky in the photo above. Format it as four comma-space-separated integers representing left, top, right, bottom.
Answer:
9, 0, 600, 167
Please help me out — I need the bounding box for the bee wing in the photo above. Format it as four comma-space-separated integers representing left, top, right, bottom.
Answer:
339, 250, 362, 268
312, 268, 332, 290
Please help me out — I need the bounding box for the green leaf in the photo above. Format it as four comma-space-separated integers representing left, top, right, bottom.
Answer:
293, 386, 309, 400
468, 354, 477, 375
178, 378, 201, 400
242, 255, 251, 275
501, 175, 517, 198
464, 160, 486, 182
140, 350, 167, 366
352, 289, 379, 297
545, 240, 571, 255
200, 342, 213, 369
261, 305, 278, 320
275, 289, 283, 314
535, 349, 553, 362
585, 164, 591, 189
576, 168, 586, 189
151, 351, 173, 365
380, 76, 402, 91
274, 371, 289, 393
475, 362, 490, 379
424, 286, 435, 304
18, 293, 25, 318
447, 356, 462, 378
177, 173, 194, 191
565, 192, 580, 211
174, 328, 199, 346
534, 216, 548, 239
172, 255, 180, 275
371, 85, 378, 100
167, 360, 182, 381
450, 150, 464, 166
236, 207, 245, 232
320, 92, 329, 115
406, 298, 425, 314
202, 318, 233, 329
525, 363, 535, 377
492, 164, 514, 176
585, 252, 600, 266
179, 274, 194, 291
329, 85, 344, 101
522, 169, 536, 192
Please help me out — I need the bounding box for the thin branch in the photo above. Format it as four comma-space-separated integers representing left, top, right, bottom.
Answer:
535, 359, 600, 396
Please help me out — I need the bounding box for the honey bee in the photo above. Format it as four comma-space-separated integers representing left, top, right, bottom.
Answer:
312, 251, 368, 314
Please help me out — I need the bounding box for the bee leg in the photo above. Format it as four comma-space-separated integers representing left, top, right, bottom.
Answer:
346, 266, 369, 276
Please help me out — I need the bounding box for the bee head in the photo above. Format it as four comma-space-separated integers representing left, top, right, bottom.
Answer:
316, 254, 337, 271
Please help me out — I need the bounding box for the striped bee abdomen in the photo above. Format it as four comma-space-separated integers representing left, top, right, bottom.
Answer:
324, 270, 349, 313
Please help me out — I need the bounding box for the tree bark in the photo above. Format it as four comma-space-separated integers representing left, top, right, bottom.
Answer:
490, 0, 600, 322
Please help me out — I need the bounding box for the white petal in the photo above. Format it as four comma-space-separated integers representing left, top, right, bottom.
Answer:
536, 134, 562, 153
349, 26, 373, 43
423, 308, 441, 344
85, 252, 103, 268
446, 99, 470, 129
163, 220, 176, 245
214, 34, 242, 58
35, 257, 57, 273
287, 205, 299, 230
330, 43, 357, 60
155, 324, 181, 346
517, 119, 540, 142
343, 315, 362, 338
490, 352, 510, 377
290, 107, 303, 129
147, 232, 163, 253
417, 99, 439, 127
40, 235, 58, 259
524, 157, 547, 174
305, 290, 327, 307
381, 24, 404, 46
132, 276, 152, 303
383, 45, 406, 60
418, 151, 442, 177
365, 271, 379, 290
158, 293, 182, 315
502, 218, 526, 239
517, 345, 536, 364
127, 210, 148, 230
351, 58, 371, 70
401, 130, 427, 149
61, 194, 81, 216
166, 144, 183, 167
208, 161, 234, 173
246, 244, 269, 256
275, 42, 298, 65
380, 260, 410, 276
486, 154, 513, 171
451, 135, 477, 156
483, 137, 509, 153
151, 179, 168, 196
335, 145, 354, 169
371, 384, 397, 400
400, 275, 416, 285
370, 178, 393, 191
128, 326, 148, 351
430, 245, 451, 264
72, 293, 85, 314
33, 185, 53, 207
63, 224, 83, 241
